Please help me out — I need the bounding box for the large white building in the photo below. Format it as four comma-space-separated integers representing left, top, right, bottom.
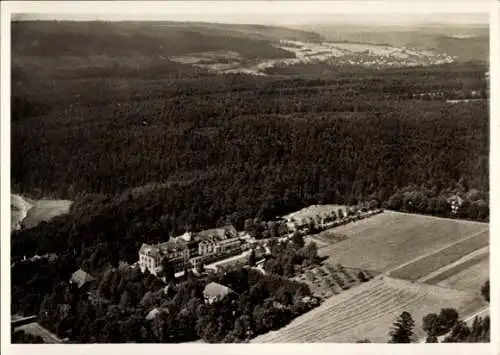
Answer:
138, 225, 244, 276
138, 240, 190, 275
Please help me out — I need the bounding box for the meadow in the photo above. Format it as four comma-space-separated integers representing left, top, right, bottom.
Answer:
317, 211, 489, 273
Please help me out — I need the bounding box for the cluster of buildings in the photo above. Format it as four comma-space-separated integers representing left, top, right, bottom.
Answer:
138, 225, 247, 275
138, 206, 387, 279
283, 207, 384, 235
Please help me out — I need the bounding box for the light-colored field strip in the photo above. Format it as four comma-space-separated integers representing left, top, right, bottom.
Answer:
418, 246, 488, 283
385, 229, 489, 275
317, 211, 488, 273
436, 256, 490, 291
388, 230, 489, 281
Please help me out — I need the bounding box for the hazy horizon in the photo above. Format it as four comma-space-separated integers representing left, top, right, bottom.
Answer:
12, 12, 488, 27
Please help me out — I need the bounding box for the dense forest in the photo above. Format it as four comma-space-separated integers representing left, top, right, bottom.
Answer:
11, 63, 489, 267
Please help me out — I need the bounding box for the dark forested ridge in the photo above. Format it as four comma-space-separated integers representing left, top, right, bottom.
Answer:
11, 63, 489, 267
12, 20, 489, 280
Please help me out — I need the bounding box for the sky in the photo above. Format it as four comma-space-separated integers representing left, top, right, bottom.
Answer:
9, 1, 489, 26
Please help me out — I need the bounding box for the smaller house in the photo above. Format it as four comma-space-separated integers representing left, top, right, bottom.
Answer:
176, 231, 194, 242
447, 195, 464, 214
145, 307, 168, 321
70, 269, 95, 289
203, 282, 234, 304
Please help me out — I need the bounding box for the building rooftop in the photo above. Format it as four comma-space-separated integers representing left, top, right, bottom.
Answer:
203, 282, 234, 300
139, 243, 160, 257
158, 240, 189, 252
70, 269, 95, 289
196, 225, 237, 241
145, 307, 168, 321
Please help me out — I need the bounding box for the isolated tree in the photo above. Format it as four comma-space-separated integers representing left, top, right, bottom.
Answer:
118, 290, 131, 311
356, 338, 371, 343
160, 258, 175, 282
438, 308, 459, 333
481, 280, 489, 302
304, 242, 319, 263
422, 313, 440, 336
443, 321, 471, 343
425, 334, 438, 343
357, 271, 368, 282
291, 232, 305, 249
284, 260, 295, 277
248, 250, 256, 267
196, 260, 205, 274
389, 311, 415, 343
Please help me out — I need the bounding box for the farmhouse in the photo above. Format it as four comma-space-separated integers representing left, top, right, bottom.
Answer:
447, 194, 464, 214
203, 282, 235, 304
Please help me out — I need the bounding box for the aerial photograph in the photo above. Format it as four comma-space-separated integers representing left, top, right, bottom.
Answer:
9, 5, 490, 345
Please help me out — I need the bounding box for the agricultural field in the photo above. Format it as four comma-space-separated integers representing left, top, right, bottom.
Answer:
294, 262, 376, 299
253, 210, 490, 343
317, 211, 489, 273
389, 230, 489, 281
252, 276, 487, 343
426, 249, 489, 292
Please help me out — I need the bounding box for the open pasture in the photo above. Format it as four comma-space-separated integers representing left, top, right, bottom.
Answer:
317, 211, 488, 273
252, 276, 486, 343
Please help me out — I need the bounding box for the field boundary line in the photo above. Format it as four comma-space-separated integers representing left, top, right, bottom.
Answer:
385, 228, 489, 276
417, 246, 489, 283
385, 210, 490, 226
